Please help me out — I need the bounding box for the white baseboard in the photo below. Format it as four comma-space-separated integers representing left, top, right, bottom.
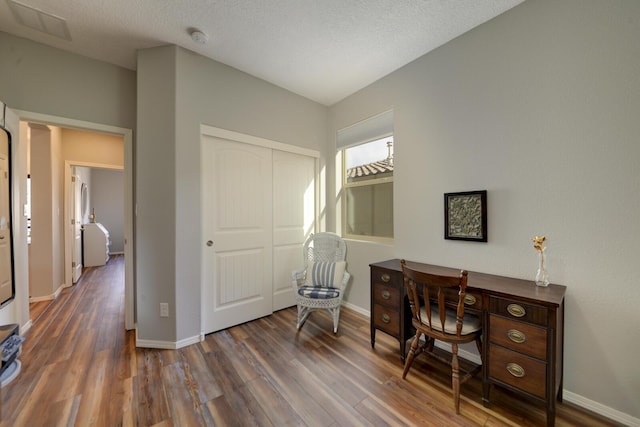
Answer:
28, 285, 63, 303
342, 301, 369, 317
433, 341, 482, 365
135, 332, 202, 350
563, 390, 639, 427
20, 319, 32, 335
356, 307, 637, 425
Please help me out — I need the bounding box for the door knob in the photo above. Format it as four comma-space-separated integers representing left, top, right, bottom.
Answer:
206, 240, 213, 247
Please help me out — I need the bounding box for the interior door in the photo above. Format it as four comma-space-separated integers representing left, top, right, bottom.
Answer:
202, 135, 273, 334
71, 173, 83, 283
272, 150, 315, 311
0, 129, 13, 304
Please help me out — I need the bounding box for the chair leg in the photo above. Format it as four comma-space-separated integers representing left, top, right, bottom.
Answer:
332, 306, 341, 333
402, 331, 422, 379
452, 343, 460, 414
297, 306, 311, 330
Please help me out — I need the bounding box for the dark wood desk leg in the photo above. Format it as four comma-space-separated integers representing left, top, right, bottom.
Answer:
482, 306, 490, 407
371, 325, 376, 348
546, 402, 556, 427
482, 383, 490, 408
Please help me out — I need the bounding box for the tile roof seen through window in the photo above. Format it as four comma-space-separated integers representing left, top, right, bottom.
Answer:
346, 158, 393, 179
346, 140, 393, 180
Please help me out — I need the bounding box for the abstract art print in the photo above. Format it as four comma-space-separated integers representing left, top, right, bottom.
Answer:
444, 190, 487, 242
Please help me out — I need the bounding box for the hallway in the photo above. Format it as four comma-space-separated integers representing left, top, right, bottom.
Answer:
2, 255, 133, 425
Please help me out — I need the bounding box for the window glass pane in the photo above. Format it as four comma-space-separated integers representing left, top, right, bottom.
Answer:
345, 137, 393, 183
345, 182, 393, 238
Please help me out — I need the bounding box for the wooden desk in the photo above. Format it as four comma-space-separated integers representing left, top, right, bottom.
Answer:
370, 259, 566, 427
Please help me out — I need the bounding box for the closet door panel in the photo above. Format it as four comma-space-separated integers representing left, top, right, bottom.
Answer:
202, 136, 273, 334
272, 150, 316, 311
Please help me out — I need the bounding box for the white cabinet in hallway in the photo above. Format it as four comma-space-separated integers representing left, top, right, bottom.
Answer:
83, 223, 110, 267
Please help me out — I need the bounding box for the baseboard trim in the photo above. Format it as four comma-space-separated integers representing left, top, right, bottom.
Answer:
20, 319, 32, 335
135, 333, 202, 350
562, 390, 639, 427
28, 285, 64, 303
353, 305, 637, 424
433, 341, 482, 365
342, 301, 369, 317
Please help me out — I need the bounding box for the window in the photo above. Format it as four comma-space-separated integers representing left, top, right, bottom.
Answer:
342, 136, 393, 239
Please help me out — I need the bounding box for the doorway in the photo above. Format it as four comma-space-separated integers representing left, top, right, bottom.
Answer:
16, 110, 134, 330
66, 164, 125, 284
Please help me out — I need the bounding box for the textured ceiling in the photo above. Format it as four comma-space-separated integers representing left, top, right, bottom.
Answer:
0, 0, 525, 105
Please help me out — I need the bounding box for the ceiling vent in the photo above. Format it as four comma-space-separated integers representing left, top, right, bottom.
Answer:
7, 0, 71, 41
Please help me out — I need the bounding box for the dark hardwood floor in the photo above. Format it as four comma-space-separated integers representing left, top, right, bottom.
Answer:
0, 255, 621, 426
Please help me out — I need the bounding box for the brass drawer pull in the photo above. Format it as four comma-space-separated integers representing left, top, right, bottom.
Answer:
507, 303, 526, 318
507, 329, 526, 344
381, 273, 391, 283
506, 362, 526, 378
464, 294, 476, 305
381, 290, 391, 300
381, 314, 391, 324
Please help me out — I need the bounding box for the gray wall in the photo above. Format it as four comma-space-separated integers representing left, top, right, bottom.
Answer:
329, 0, 640, 420
0, 32, 136, 129
136, 45, 328, 342
91, 168, 124, 253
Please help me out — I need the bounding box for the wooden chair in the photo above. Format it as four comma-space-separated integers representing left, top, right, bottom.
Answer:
291, 232, 350, 333
400, 259, 482, 414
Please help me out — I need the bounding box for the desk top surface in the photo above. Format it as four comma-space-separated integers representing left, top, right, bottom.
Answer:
370, 258, 566, 307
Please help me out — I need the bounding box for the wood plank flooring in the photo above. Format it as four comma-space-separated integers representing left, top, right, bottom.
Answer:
0, 255, 621, 426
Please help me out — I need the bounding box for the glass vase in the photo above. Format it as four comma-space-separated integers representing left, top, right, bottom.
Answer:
535, 251, 549, 287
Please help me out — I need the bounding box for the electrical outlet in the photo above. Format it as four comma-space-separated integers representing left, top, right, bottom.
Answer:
160, 302, 169, 317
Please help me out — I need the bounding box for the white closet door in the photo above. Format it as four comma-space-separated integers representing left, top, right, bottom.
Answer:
202, 136, 273, 334
272, 150, 315, 311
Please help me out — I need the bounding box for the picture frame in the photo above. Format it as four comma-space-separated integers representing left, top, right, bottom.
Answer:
444, 190, 487, 242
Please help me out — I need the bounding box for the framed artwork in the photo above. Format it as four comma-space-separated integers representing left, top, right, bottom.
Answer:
444, 190, 487, 242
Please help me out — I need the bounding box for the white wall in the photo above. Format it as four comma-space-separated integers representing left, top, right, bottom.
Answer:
28, 124, 63, 299
329, 0, 640, 422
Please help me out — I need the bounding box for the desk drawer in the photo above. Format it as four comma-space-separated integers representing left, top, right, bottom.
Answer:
489, 315, 547, 360
372, 268, 399, 286
490, 296, 548, 327
372, 303, 400, 335
372, 282, 400, 307
489, 344, 547, 399
441, 288, 482, 311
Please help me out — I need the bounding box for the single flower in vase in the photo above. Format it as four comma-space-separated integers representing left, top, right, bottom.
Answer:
532, 235, 549, 286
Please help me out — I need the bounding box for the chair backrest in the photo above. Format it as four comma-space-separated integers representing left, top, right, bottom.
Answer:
401, 259, 469, 337
304, 232, 346, 264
